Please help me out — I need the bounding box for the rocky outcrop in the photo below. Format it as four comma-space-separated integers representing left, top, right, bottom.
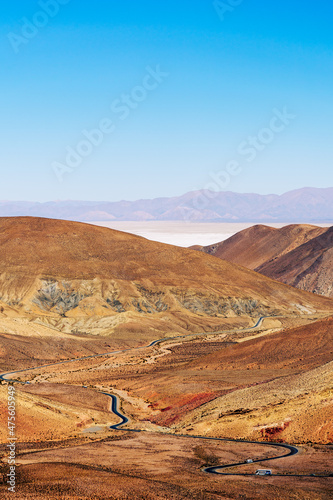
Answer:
28, 280, 273, 318
33, 280, 91, 314
0, 217, 331, 336
171, 292, 272, 317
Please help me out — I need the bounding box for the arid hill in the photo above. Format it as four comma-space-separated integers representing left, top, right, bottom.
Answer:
194, 224, 333, 297
193, 224, 327, 270
1, 218, 332, 500
258, 225, 333, 297
36, 314, 333, 446
180, 316, 333, 444
188, 315, 333, 374
0, 217, 332, 340
76, 316, 332, 444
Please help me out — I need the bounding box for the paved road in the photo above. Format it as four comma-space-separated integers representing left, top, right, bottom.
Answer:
102, 393, 332, 478
1, 317, 331, 478
0, 316, 267, 383
101, 392, 300, 476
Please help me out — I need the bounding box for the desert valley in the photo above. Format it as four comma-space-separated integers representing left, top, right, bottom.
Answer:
0, 216, 332, 499
3, 1, 333, 498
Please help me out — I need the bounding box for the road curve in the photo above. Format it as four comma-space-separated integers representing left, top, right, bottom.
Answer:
101, 392, 302, 477
102, 393, 332, 478
0, 316, 267, 383
101, 393, 129, 430
1, 317, 331, 478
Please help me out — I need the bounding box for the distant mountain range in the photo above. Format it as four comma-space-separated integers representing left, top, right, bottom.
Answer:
1, 187, 333, 222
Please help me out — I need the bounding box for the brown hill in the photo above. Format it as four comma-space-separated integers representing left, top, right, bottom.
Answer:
193, 224, 333, 297
0, 217, 332, 338
188, 315, 333, 373
194, 224, 327, 270
49, 312, 333, 445
102, 316, 333, 444
178, 316, 333, 443
258, 225, 333, 297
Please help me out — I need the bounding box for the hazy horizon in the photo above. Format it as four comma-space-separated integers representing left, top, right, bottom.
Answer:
90, 220, 332, 247
1, 185, 333, 204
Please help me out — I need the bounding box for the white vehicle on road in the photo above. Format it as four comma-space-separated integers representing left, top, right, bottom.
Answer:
255, 469, 272, 476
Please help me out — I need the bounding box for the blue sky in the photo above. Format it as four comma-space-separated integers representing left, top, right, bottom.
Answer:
1, 0, 333, 201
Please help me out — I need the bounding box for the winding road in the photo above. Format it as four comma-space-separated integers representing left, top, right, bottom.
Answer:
101, 392, 301, 476
0, 316, 266, 383
1, 317, 331, 478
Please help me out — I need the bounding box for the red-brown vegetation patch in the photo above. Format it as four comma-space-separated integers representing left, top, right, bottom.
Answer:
150, 391, 222, 426
261, 421, 291, 440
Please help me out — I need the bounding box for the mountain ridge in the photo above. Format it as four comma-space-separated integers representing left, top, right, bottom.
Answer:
193, 224, 333, 298
1, 187, 333, 222
0, 217, 332, 338
258, 226, 333, 297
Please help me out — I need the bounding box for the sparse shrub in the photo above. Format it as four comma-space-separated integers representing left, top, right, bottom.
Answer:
193, 445, 219, 465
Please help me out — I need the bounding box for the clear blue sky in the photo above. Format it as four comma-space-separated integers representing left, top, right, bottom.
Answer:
1, 0, 333, 201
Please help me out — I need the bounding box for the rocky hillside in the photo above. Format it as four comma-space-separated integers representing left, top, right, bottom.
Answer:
258, 226, 333, 297
0, 217, 332, 337
179, 316, 333, 444
193, 224, 326, 270
194, 224, 333, 298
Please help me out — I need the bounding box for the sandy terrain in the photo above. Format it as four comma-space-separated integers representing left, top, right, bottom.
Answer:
1, 318, 332, 498
1, 434, 332, 499
0, 218, 332, 499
